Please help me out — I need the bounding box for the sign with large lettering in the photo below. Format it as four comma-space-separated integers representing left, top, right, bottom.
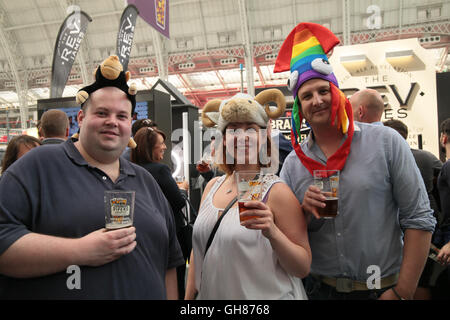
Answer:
50, 9, 92, 98
330, 38, 439, 156
116, 4, 139, 71
271, 110, 312, 142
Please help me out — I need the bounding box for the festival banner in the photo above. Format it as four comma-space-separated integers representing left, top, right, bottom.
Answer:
50, 9, 92, 98
116, 4, 139, 71
127, 0, 169, 39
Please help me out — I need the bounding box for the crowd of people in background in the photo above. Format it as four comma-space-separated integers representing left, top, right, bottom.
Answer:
0, 22, 449, 300
1, 109, 449, 300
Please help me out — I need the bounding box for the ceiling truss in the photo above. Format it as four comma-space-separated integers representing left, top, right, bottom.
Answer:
0, 2, 448, 122
0, 2, 28, 128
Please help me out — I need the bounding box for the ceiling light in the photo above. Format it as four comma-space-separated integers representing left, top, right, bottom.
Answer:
340, 54, 367, 63
385, 49, 420, 69
385, 49, 414, 59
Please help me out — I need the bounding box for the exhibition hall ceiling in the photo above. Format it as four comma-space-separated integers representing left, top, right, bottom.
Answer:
0, 0, 448, 112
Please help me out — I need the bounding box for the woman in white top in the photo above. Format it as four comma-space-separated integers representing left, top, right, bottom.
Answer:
185, 89, 311, 300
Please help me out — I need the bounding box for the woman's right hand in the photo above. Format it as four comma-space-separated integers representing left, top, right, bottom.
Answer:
302, 185, 326, 219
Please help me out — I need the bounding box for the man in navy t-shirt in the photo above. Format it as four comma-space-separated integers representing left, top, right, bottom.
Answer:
0, 76, 183, 299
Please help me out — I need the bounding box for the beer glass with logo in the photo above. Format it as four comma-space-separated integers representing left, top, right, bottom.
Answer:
105, 190, 135, 230
313, 170, 339, 219
235, 171, 262, 222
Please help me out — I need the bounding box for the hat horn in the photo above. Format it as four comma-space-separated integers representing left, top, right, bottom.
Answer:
201, 99, 222, 127
255, 89, 286, 119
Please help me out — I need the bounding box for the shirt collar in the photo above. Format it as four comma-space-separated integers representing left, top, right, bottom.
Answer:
63, 139, 136, 176
43, 137, 66, 142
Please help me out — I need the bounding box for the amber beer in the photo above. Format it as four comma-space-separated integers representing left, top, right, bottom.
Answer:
313, 169, 340, 219
236, 170, 262, 223
175, 176, 185, 187
238, 200, 258, 222
317, 196, 338, 218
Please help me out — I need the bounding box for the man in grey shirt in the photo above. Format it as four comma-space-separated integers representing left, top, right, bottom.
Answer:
349, 89, 385, 125
383, 119, 443, 299
383, 119, 442, 223
275, 22, 436, 300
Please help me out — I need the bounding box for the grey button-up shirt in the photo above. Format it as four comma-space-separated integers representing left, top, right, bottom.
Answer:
281, 122, 436, 281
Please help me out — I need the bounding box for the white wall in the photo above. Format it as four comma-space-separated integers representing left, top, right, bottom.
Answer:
330, 38, 440, 156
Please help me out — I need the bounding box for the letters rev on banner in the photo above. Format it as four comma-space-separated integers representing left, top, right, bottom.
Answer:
50, 9, 92, 99
116, 5, 139, 71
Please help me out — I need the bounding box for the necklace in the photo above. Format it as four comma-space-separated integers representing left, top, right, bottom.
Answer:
225, 172, 235, 194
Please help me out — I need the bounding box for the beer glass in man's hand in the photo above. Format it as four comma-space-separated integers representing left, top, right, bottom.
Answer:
313, 170, 339, 219
104, 190, 135, 230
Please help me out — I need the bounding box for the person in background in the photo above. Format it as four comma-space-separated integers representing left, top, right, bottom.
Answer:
383, 119, 443, 299
271, 127, 293, 175
196, 136, 221, 190
275, 22, 435, 300
36, 119, 43, 141
349, 89, 384, 124
1, 135, 41, 173
185, 89, 311, 300
383, 120, 442, 222
0, 55, 183, 299
39, 109, 70, 145
131, 126, 190, 299
68, 116, 78, 137
122, 118, 157, 160
432, 118, 450, 298
133, 118, 157, 133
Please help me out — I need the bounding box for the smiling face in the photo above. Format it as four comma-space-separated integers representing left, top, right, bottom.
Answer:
297, 78, 332, 129
77, 87, 132, 162
152, 133, 167, 162
224, 122, 262, 169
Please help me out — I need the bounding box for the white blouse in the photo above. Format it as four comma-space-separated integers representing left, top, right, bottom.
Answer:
192, 174, 307, 300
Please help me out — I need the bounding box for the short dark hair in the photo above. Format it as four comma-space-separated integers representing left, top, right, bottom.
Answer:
383, 119, 408, 140
40, 109, 69, 138
130, 127, 166, 164
440, 118, 450, 136
131, 119, 157, 136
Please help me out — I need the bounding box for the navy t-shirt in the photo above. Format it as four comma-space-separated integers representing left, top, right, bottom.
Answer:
0, 140, 184, 299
